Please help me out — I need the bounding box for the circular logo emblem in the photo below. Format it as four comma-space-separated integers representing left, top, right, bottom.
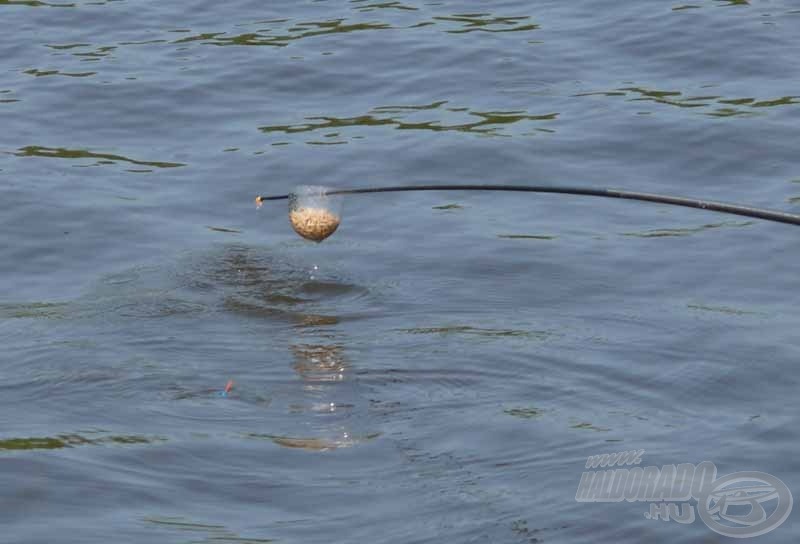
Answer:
697, 471, 793, 538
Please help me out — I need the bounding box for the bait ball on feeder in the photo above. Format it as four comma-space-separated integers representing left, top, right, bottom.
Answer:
287, 186, 342, 242
289, 207, 341, 242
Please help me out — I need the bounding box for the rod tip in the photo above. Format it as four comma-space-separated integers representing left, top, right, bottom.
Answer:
255, 195, 264, 209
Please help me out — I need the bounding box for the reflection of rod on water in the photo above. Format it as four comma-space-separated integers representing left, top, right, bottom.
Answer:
292, 344, 347, 383
278, 340, 373, 451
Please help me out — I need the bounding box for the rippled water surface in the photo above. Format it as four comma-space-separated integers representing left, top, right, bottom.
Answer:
2, 1, 800, 542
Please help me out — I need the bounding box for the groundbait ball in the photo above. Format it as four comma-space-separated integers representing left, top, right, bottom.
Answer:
289, 207, 341, 242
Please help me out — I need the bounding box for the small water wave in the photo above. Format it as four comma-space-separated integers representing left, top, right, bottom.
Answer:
0, 432, 164, 451
143, 516, 275, 544
621, 220, 752, 237
259, 101, 558, 140
14, 145, 185, 168
575, 85, 800, 118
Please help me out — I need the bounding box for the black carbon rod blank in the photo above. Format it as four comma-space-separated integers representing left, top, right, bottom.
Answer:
255, 184, 800, 226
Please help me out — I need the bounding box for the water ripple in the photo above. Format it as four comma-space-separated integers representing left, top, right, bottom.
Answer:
23, 68, 96, 77
432, 14, 539, 33
576, 86, 800, 118
14, 146, 185, 168
260, 101, 558, 140
352, 1, 418, 13
621, 220, 752, 237
158, 9, 538, 48
173, 21, 392, 48
0, 432, 165, 451
143, 516, 275, 544
0, 0, 75, 6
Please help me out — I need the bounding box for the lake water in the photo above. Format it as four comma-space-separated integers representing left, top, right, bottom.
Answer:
2, 1, 799, 542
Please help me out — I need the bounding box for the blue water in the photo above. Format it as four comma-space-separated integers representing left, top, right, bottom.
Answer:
2, 1, 799, 542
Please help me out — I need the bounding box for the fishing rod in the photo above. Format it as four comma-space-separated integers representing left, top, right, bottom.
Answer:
255, 184, 800, 241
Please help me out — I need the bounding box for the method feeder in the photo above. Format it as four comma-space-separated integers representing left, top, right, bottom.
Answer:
255, 184, 800, 242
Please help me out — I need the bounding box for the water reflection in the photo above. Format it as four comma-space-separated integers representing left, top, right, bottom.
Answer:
205, 246, 370, 325
259, 101, 558, 139
432, 14, 539, 33
0, 432, 164, 451
353, 1, 418, 13
271, 334, 379, 451
251, 432, 378, 451
23, 68, 95, 77
291, 343, 347, 382
621, 220, 751, 237
0, 0, 120, 6
0, 0, 75, 6
0, 89, 18, 103
144, 516, 274, 543
173, 20, 391, 48
575, 86, 799, 118
398, 325, 554, 340
8, 6, 542, 112
14, 145, 185, 168
673, 1, 766, 9
198, 246, 377, 451
0, 301, 67, 319
288, 328, 370, 449
165, 10, 537, 47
